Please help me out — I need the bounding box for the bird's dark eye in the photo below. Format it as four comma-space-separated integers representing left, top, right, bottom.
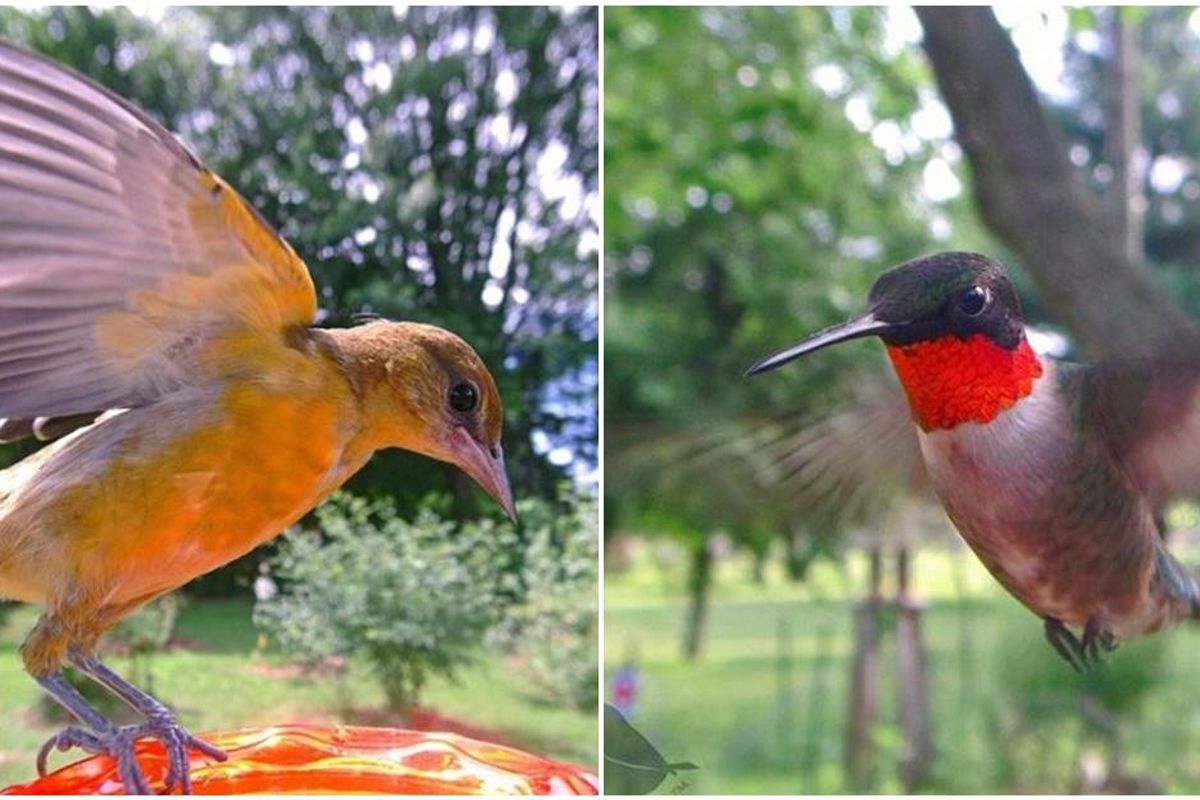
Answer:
958, 285, 988, 316
449, 381, 478, 413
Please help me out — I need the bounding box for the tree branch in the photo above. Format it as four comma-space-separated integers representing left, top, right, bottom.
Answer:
915, 6, 1191, 357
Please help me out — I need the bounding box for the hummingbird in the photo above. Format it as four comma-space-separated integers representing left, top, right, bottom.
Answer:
748, 251, 1200, 670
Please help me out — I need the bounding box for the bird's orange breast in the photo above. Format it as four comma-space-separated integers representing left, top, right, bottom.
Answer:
39, 344, 365, 606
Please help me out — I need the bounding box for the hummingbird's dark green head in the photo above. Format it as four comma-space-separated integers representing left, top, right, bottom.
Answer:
746, 252, 1028, 375
867, 252, 1025, 348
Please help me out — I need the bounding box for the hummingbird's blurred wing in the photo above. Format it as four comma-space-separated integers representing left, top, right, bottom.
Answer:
1073, 338, 1200, 511
611, 377, 932, 535
0, 40, 316, 437
755, 379, 934, 529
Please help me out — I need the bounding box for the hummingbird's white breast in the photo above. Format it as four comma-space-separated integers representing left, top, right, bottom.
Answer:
915, 360, 1085, 619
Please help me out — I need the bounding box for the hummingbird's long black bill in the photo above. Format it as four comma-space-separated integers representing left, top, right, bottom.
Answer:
745, 312, 894, 376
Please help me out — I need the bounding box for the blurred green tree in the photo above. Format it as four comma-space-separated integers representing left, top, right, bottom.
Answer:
917, 7, 1194, 356
257, 488, 598, 714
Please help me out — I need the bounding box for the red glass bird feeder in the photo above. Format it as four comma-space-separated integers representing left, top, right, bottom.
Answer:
2, 724, 598, 795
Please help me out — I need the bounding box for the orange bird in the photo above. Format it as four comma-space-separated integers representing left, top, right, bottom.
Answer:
0, 40, 515, 794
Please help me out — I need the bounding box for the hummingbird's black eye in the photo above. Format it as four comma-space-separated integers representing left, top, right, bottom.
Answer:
449, 381, 478, 413
958, 285, 988, 316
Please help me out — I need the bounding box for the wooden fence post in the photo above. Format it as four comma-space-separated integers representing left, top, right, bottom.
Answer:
845, 547, 883, 790
896, 547, 932, 791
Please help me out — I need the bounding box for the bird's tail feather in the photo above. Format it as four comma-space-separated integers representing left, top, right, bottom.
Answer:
1153, 546, 1200, 620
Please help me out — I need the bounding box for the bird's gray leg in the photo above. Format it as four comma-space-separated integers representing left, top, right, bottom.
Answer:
36, 672, 154, 794
1043, 617, 1086, 672
67, 648, 227, 794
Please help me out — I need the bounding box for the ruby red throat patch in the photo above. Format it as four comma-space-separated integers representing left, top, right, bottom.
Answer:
886, 334, 1044, 431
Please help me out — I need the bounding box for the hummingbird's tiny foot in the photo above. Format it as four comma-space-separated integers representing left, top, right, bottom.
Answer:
1080, 616, 1117, 668
1043, 617, 1086, 672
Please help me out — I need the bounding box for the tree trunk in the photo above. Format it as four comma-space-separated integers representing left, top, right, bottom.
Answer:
785, 531, 806, 581
682, 538, 713, 660
751, 546, 768, 585
915, 7, 1192, 358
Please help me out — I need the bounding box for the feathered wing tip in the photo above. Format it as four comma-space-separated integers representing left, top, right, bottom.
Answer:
608, 375, 948, 546
0, 412, 101, 444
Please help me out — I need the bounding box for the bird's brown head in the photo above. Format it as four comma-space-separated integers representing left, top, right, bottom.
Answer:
747, 253, 1044, 431
333, 320, 514, 519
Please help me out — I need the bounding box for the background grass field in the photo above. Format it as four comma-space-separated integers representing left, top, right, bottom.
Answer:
0, 600, 596, 788
605, 544, 1200, 794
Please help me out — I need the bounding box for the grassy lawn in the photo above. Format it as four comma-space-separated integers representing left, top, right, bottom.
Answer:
606, 546, 1200, 794
0, 599, 596, 787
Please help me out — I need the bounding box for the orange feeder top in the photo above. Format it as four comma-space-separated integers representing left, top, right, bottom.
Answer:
2, 724, 598, 795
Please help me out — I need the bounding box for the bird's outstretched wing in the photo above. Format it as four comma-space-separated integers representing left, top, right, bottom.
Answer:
0, 39, 316, 434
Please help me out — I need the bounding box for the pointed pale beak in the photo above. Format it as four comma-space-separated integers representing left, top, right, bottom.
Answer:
449, 426, 516, 521
745, 312, 894, 376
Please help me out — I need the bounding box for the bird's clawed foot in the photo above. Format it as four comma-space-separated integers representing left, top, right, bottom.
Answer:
38, 722, 151, 794
142, 707, 227, 794
37, 725, 105, 777
1081, 617, 1118, 664
36, 711, 226, 795
1044, 617, 1085, 671
1043, 616, 1117, 672
34, 668, 227, 795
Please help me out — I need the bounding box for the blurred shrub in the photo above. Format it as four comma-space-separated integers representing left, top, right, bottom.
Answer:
254, 493, 518, 712
989, 617, 1168, 792
489, 490, 598, 710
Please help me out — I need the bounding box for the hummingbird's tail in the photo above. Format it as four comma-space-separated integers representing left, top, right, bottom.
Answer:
1153, 546, 1200, 621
